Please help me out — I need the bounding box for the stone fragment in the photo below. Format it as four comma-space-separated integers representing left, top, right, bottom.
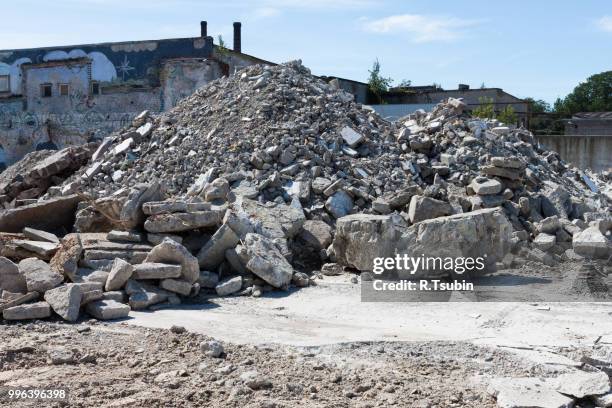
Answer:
572, 226, 611, 259
533, 233, 556, 252
19, 258, 63, 293
487, 377, 574, 408
200, 340, 224, 358
105, 258, 134, 291
552, 370, 610, 399
15, 240, 59, 258
159, 279, 192, 296
215, 276, 242, 296
120, 182, 164, 230
198, 271, 220, 288
299, 220, 332, 250
23, 227, 59, 244
243, 233, 294, 288
408, 195, 452, 223
147, 233, 183, 245
144, 211, 223, 233
490, 156, 525, 169
3, 301, 51, 320
107, 230, 143, 243
0, 257, 27, 293
340, 126, 365, 147
85, 299, 130, 320
325, 190, 353, 219
44, 284, 82, 322
132, 263, 182, 280
469, 177, 502, 195
240, 371, 272, 390
197, 224, 240, 270
481, 165, 522, 180
144, 238, 200, 283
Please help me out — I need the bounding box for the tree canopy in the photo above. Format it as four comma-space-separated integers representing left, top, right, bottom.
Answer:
553, 71, 612, 115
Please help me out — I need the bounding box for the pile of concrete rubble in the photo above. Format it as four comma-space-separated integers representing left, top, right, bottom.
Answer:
0, 60, 610, 323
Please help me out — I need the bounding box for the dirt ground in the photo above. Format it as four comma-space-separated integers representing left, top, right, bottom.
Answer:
0, 261, 610, 408
0, 319, 575, 408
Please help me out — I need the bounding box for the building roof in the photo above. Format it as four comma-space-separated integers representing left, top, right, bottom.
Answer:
572, 112, 612, 120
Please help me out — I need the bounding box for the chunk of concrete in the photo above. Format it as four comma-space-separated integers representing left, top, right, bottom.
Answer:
408, 195, 453, 223
107, 230, 143, 243
487, 377, 573, 408
44, 284, 82, 322
325, 190, 353, 219
85, 299, 130, 320
572, 226, 611, 259
533, 233, 556, 252
105, 258, 134, 291
23, 227, 59, 244
120, 182, 164, 230
198, 271, 219, 289
19, 258, 63, 293
15, 240, 59, 258
159, 279, 192, 296
144, 238, 199, 283
215, 276, 242, 296
243, 233, 294, 288
132, 263, 182, 280
340, 126, 365, 147
144, 211, 223, 233
0, 257, 27, 293
0, 195, 82, 233
197, 224, 240, 270
299, 220, 333, 250
469, 177, 502, 195
3, 301, 52, 320
552, 370, 610, 399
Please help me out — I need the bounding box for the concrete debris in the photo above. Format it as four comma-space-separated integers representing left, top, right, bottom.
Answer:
487, 377, 574, 408
3, 301, 51, 320
0, 60, 609, 323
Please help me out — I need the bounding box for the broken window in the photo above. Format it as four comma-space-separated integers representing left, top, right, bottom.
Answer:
59, 83, 69, 96
91, 81, 100, 95
0, 75, 9, 93
41, 83, 52, 97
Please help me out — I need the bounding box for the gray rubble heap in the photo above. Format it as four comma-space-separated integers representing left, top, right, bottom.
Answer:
0, 60, 610, 323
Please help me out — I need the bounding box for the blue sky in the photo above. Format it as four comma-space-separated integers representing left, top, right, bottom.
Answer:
2, 0, 611, 103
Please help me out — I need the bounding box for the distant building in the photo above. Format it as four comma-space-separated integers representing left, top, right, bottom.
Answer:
564, 112, 612, 136
0, 21, 271, 165
323, 77, 528, 124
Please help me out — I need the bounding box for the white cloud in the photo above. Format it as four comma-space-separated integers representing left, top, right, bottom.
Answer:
362, 14, 480, 43
596, 16, 612, 32
253, 7, 281, 19
263, 0, 375, 10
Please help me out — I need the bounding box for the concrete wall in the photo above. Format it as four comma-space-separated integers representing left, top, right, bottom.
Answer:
537, 135, 612, 172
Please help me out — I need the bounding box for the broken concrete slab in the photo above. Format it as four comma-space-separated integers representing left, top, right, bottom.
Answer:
215, 276, 242, 296
144, 210, 224, 233
243, 233, 294, 289
0, 256, 27, 293
44, 284, 82, 322
144, 238, 199, 283
0, 195, 82, 233
533, 233, 556, 252
197, 224, 240, 270
469, 177, 502, 195
19, 258, 63, 293
15, 240, 59, 258
340, 126, 365, 147
299, 220, 333, 250
408, 195, 453, 224
487, 377, 574, 408
159, 279, 192, 296
23, 227, 59, 243
572, 226, 611, 259
552, 370, 610, 399
325, 190, 353, 219
133, 263, 182, 280
85, 299, 130, 320
107, 230, 143, 243
105, 258, 134, 291
3, 301, 51, 320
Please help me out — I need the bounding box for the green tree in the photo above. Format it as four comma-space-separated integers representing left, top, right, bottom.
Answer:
472, 96, 495, 119
554, 71, 612, 114
367, 59, 393, 103
524, 97, 551, 114
216, 35, 229, 56
497, 105, 517, 125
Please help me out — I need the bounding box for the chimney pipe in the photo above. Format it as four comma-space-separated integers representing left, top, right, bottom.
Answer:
233, 22, 242, 53
200, 21, 207, 37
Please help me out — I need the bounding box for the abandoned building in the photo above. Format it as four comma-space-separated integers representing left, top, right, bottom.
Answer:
564, 112, 612, 136
0, 21, 270, 167
323, 76, 529, 124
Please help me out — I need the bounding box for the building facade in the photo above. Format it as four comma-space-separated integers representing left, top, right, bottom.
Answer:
0, 21, 270, 167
